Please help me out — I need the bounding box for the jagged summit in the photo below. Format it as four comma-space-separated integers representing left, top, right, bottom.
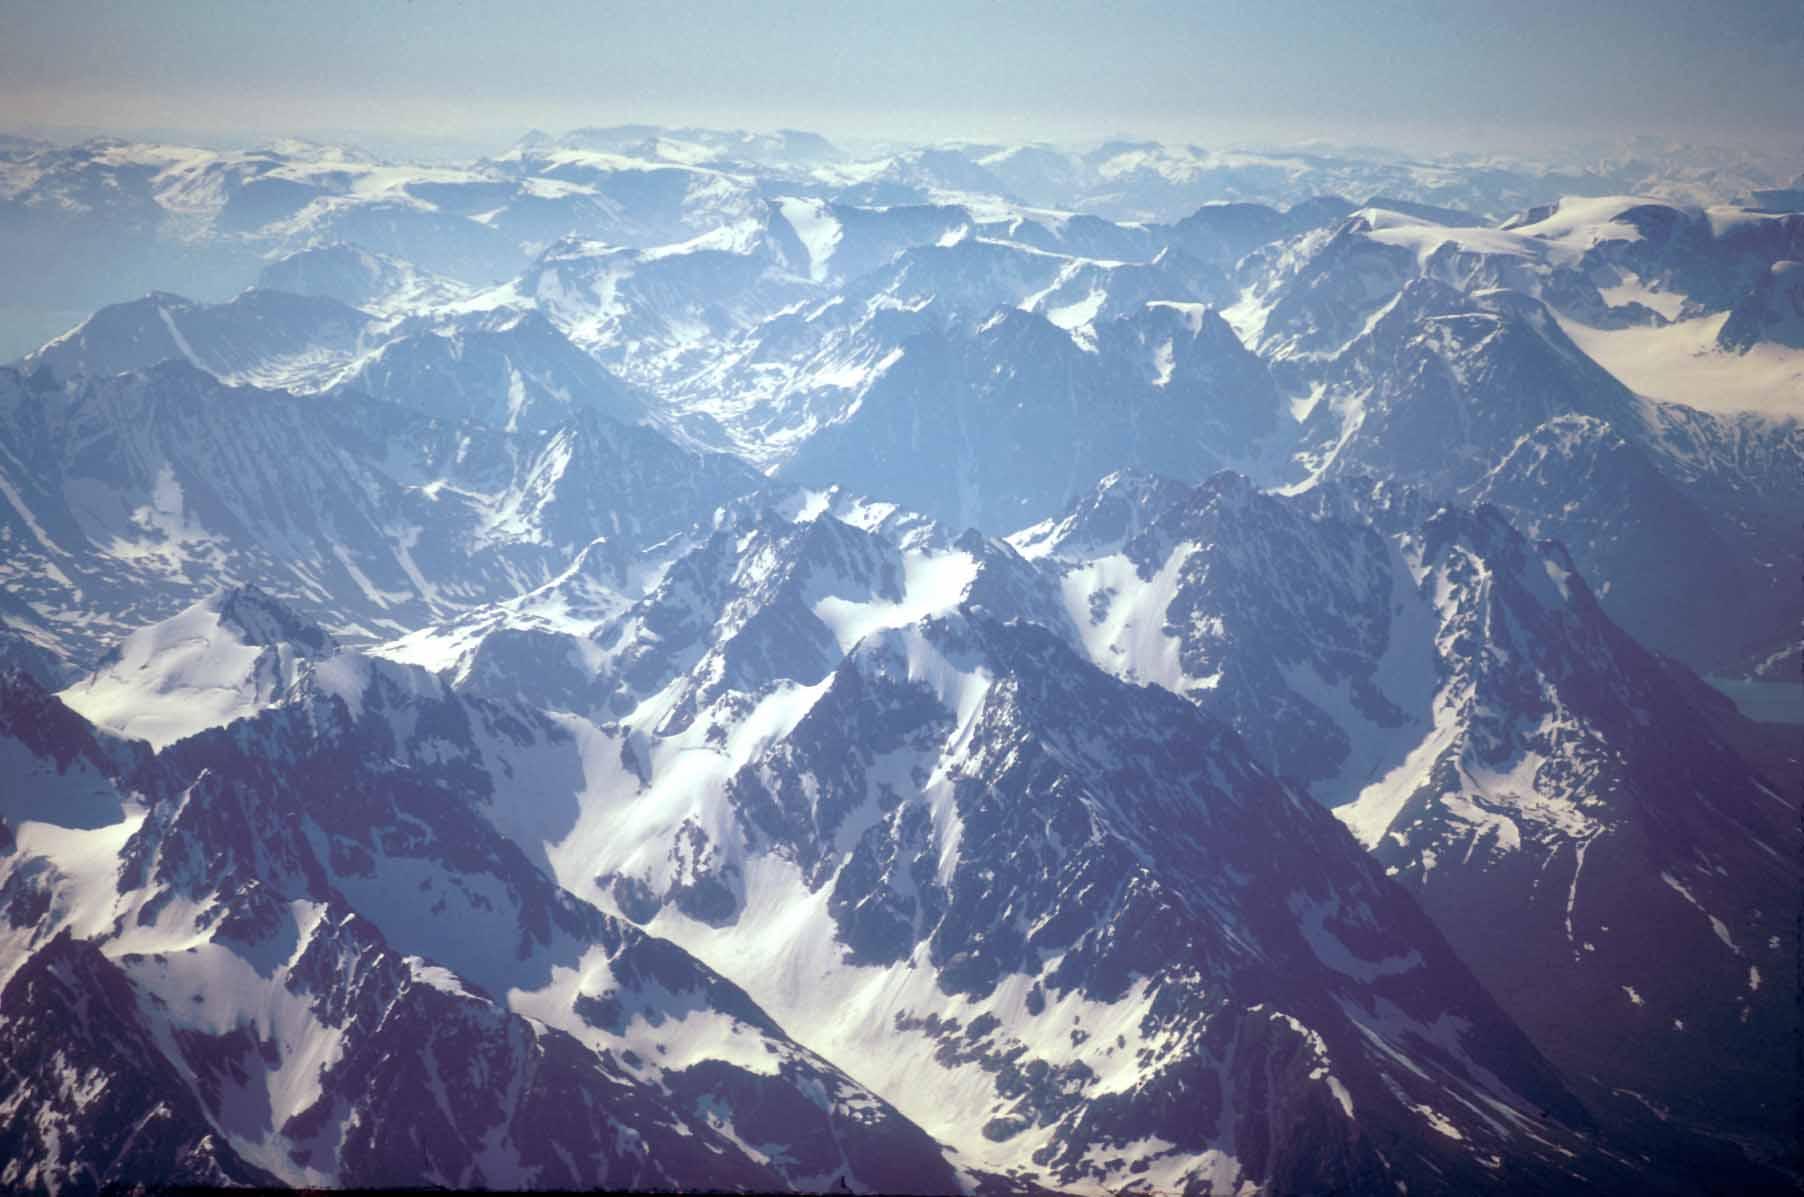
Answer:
2, 123, 1799, 1193
58, 585, 336, 749
1023, 469, 1801, 1173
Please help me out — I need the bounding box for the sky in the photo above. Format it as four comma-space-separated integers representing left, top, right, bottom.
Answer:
3, 0, 1801, 157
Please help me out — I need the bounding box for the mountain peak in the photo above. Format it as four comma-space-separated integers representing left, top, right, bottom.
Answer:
208, 584, 335, 654
60, 586, 338, 750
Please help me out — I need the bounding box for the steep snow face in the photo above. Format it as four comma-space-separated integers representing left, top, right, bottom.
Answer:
772, 196, 844, 283
59, 586, 335, 749
1025, 471, 1801, 1163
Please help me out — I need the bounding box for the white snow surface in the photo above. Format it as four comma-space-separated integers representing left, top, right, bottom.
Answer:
1555, 311, 1804, 418
58, 592, 317, 749
774, 196, 844, 283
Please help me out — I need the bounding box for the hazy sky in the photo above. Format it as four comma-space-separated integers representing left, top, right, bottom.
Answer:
4, 0, 1801, 156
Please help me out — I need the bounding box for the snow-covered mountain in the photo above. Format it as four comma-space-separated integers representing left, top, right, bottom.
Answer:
509, 221, 1243, 468
20, 289, 377, 392
1242, 196, 1803, 364
255, 242, 476, 316
329, 307, 647, 432
0, 665, 969, 1192
0, 361, 758, 666
1012, 471, 1800, 1174
1719, 258, 1804, 350
534, 125, 844, 171
14, 277, 650, 438
779, 300, 1285, 530
57, 584, 335, 749
506, 221, 819, 429
369, 483, 1791, 1186
483, 145, 769, 252
317, 504, 1644, 1193
1266, 268, 1802, 675
3, 122, 1800, 1194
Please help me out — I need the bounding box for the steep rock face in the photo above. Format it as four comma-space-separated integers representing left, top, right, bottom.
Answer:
0, 660, 968, 1193
0, 619, 71, 690
780, 303, 1285, 532
1465, 415, 1763, 667
1299, 281, 1643, 489
0, 931, 282, 1193
0, 363, 759, 665
20, 289, 376, 392
1345, 504, 1798, 1174
1289, 281, 1801, 673
366, 499, 1643, 1195
1017, 472, 1801, 1177
1165, 201, 1289, 267
1717, 259, 1804, 351
332, 308, 645, 432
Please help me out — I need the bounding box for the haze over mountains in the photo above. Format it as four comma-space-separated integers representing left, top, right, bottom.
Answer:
2, 122, 1799, 1195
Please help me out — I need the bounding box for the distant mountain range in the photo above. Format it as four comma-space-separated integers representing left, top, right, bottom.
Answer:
3, 124, 1799, 1194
